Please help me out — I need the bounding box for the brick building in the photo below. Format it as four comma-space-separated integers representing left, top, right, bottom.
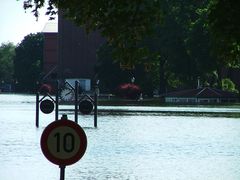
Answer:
42, 13, 105, 88
42, 21, 58, 80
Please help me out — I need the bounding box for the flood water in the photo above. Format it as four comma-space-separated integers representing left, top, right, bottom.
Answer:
1, 94, 240, 180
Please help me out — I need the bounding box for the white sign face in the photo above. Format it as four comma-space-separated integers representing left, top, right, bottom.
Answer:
47, 126, 81, 160
41, 120, 87, 166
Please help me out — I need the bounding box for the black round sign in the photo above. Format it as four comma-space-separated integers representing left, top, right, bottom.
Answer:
40, 99, 54, 114
79, 100, 93, 115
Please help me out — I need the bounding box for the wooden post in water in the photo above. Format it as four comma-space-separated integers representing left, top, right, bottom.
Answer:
36, 92, 40, 128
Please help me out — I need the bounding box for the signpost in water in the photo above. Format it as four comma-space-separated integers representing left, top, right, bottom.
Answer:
40, 115, 87, 180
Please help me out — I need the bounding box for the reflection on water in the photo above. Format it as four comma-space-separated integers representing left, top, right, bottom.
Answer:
1, 94, 240, 180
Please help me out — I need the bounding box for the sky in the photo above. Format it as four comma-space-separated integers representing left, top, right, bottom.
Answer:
0, 1, 57, 45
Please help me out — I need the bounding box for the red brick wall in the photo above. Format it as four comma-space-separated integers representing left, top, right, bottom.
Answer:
58, 12, 105, 79
43, 32, 58, 75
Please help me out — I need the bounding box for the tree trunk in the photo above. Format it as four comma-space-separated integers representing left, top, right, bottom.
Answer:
216, 66, 223, 89
159, 57, 166, 94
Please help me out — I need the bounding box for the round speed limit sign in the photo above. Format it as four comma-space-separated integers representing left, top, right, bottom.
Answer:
40, 119, 87, 166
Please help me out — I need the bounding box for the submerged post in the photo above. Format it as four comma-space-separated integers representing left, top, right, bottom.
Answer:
94, 84, 98, 128
74, 81, 79, 123
36, 92, 40, 128
60, 165, 65, 180
55, 80, 59, 121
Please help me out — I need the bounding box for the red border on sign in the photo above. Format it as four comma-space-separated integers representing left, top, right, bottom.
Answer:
41, 120, 87, 166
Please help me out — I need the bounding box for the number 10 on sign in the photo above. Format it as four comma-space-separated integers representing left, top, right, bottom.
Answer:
54, 132, 75, 153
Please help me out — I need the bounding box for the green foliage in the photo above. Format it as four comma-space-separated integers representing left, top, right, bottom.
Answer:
95, 1, 234, 95
141, 1, 216, 91
208, 0, 240, 66
222, 78, 239, 93
21, 0, 240, 94
96, 44, 158, 96
14, 33, 44, 92
95, 44, 130, 93
0, 42, 15, 82
22, 0, 162, 64
202, 71, 218, 88
166, 72, 184, 89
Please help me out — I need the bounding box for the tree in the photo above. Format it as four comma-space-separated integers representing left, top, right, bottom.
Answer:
185, 2, 220, 87
21, 0, 239, 94
138, 0, 230, 93
0, 42, 15, 83
141, 1, 209, 92
95, 44, 130, 93
21, 0, 162, 63
222, 78, 239, 93
96, 44, 158, 96
208, 0, 240, 66
96, 1, 223, 95
14, 33, 44, 92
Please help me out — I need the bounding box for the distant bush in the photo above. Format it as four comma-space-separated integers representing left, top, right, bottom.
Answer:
116, 83, 141, 99
39, 84, 52, 94
222, 78, 239, 93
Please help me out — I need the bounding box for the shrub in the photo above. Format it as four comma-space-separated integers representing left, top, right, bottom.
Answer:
39, 84, 52, 94
222, 78, 239, 93
116, 83, 141, 99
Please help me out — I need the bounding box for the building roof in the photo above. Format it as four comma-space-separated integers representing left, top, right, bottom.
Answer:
164, 87, 239, 98
42, 22, 58, 33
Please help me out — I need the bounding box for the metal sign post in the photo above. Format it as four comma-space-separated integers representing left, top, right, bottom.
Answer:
94, 84, 98, 128
59, 80, 98, 127
74, 81, 79, 124
36, 92, 40, 127
55, 81, 59, 121
60, 165, 65, 180
74, 80, 98, 127
35, 81, 59, 127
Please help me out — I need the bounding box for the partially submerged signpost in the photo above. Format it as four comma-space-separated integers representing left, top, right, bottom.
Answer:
40, 114, 87, 180
36, 80, 98, 128
72, 80, 97, 127
37, 80, 96, 179
36, 82, 59, 127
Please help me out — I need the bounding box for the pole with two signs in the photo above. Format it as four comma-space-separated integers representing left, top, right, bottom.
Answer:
40, 114, 87, 180
36, 80, 98, 128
